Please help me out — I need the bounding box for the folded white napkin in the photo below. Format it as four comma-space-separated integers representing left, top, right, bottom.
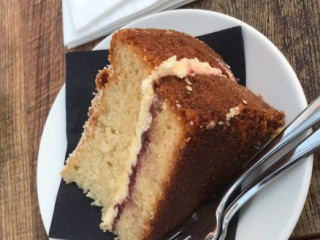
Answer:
62, 0, 196, 49
67, 0, 126, 31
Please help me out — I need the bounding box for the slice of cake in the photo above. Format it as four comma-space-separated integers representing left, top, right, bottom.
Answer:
61, 28, 285, 240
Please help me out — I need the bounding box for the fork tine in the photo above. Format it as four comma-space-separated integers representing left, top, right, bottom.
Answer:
162, 229, 183, 240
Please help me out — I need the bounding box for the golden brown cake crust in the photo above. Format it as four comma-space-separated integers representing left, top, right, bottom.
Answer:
95, 67, 109, 90
156, 74, 284, 133
145, 75, 285, 239
110, 28, 234, 79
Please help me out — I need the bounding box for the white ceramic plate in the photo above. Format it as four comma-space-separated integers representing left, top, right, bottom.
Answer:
37, 9, 313, 240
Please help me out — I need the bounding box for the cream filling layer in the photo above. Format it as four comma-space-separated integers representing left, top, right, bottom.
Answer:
138, 55, 224, 132
109, 56, 225, 226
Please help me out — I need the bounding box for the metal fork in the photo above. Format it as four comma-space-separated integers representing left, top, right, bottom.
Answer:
162, 95, 320, 240
215, 123, 320, 240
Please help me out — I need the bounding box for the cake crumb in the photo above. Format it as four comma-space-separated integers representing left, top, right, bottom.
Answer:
186, 85, 192, 91
185, 78, 192, 85
254, 141, 262, 149
218, 121, 224, 125
186, 137, 191, 142
176, 103, 181, 108
271, 127, 284, 139
190, 121, 194, 126
242, 99, 248, 104
206, 121, 216, 129
254, 145, 261, 150
226, 106, 241, 121
162, 102, 167, 110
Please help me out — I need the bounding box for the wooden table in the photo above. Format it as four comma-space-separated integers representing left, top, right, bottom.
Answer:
0, 0, 319, 239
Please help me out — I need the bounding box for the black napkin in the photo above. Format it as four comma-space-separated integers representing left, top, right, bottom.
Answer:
49, 26, 245, 240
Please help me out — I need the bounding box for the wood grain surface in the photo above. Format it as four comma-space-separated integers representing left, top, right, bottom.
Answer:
0, 0, 319, 239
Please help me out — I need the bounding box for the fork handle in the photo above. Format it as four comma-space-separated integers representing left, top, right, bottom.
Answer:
215, 96, 320, 222
217, 127, 320, 240
212, 96, 320, 240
